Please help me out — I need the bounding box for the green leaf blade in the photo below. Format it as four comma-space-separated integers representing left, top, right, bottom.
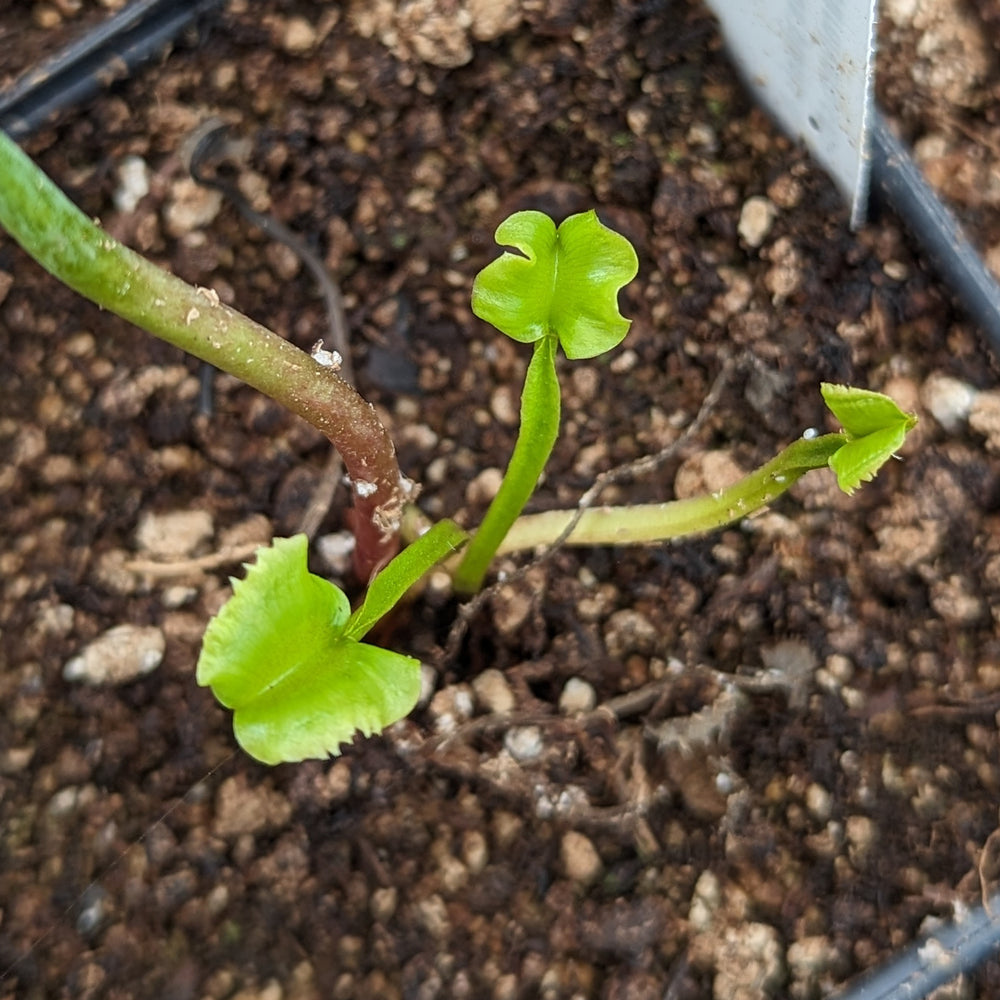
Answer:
820, 383, 918, 494
197, 534, 422, 764
829, 423, 909, 494
197, 535, 350, 708
549, 210, 639, 359
233, 641, 421, 766
471, 209, 638, 359
820, 383, 915, 438
471, 211, 557, 344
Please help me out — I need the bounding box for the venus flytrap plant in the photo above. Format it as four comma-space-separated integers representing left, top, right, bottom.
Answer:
0, 128, 918, 766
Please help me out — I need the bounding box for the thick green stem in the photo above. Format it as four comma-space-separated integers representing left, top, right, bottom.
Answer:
494, 433, 845, 554
453, 334, 561, 593
0, 129, 401, 579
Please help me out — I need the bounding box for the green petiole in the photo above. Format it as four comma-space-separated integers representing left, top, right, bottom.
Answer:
493, 383, 918, 554
494, 432, 846, 554
453, 333, 561, 593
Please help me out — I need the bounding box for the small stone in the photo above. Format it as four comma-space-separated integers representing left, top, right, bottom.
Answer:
712, 923, 785, 1000
396, 0, 473, 68
805, 783, 833, 823
504, 725, 543, 762
930, 574, 983, 625
136, 508, 214, 559
370, 886, 398, 922
609, 348, 638, 374
493, 975, 518, 1000
491, 584, 534, 638
163, 177, 223, 237
766, 173, 803, 209
845, 814, 877, 866
492, 810, 523, 849
559, 677, 596, 714
921, 372, 976, 431
428, 684, 474, 733
560, 830, 602, 885
689, 870, 722, 931
466, 0, 521, 40
418, 662, 437, 708
33, 4, 63, 29
436, 849, 469, 893
787, 936, 846, 985
0, 747, 35, 774
63, 625, 165, 685
673, 449, 745, 500
461, 829, 489, 873
316, 531, 354, 576
213, 774, 292, 839
883, 259, 909, 281
466, 467, 504, 505
231, 980, 283, 1000
738, 195, 777, 248
764, 235, 803, 304
34, 602, 74, 636
219, 513, 273, 550
472, 668, 515, 714
490, 385, 519, 426
162, 585, 197, 608
603, 609, 658, 659
415, 894, 451, 939
282, 15, 317, 53
970, 390, 1000, 450
323, 760, 352, 804
113, 155, 150, 213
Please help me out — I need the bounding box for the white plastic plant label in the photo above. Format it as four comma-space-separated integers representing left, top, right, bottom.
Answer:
704, 0, 878, 228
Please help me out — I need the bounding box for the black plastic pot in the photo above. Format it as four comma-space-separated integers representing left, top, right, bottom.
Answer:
0, 0, 224, 138
870, 110, 1000, 357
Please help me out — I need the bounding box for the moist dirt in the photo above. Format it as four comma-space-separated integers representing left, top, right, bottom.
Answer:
2, 1, 1000, 998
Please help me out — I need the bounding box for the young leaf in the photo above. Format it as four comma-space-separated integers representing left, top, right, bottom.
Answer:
232, 641, 420, 766
197, 535, 421, 765
472, 209, 639, 359
821, 383, 918, 494
828, 422, 911, 495
345, 519, 467, 640
820, 383, 914, 438
198, 535, 350, 709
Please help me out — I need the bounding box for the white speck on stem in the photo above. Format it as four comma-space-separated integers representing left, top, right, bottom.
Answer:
354, 480, 377, 498
310, 339, 342, 370
186, 307, 200, 325
196, 285, 220, 305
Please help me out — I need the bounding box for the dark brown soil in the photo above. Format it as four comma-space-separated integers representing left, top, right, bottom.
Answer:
2, 1, 1000, 998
